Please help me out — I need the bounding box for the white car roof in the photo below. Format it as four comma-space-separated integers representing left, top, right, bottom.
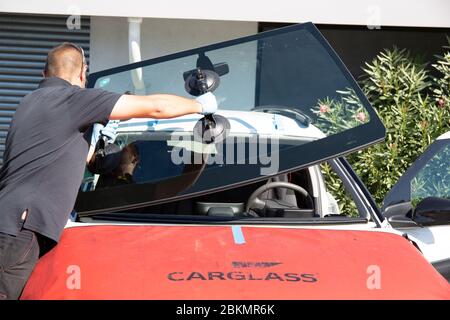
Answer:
116, 109, 326, 141
437, 131, 450, 141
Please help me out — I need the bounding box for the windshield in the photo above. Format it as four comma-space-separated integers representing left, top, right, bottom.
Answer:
76, 22, 384, 215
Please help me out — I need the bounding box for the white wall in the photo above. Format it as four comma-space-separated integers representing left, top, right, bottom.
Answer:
89, 17, 258, 72
2, 0, 450, 28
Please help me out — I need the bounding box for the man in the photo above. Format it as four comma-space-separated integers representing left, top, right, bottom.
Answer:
0, 42, 217, 300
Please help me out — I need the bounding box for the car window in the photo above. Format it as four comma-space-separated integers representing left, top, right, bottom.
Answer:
382, 138, 450, 210
76, 22, 384, 215
411, 144, 450, 205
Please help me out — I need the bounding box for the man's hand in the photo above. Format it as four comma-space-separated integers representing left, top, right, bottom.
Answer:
195, 92, 218, 115
100, 120, 120, 143
90, 121, 119, 149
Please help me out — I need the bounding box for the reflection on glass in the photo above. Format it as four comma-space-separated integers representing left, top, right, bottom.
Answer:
312, 88, 369, 135
96, 143, 140, 188
94, 28, 369, 139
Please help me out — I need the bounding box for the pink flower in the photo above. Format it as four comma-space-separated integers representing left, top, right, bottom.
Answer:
319, 104, 329, 113
438, 97, 445, 108
388, 143, 397, 150
356, 112, 366, 122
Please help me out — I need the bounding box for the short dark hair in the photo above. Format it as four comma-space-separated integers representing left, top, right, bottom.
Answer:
44, 42, 86, 77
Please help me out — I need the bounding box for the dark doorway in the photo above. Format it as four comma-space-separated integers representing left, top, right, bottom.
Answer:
259, 23, 450, 80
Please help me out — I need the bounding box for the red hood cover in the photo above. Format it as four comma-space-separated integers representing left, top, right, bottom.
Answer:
22, 225, 450, 300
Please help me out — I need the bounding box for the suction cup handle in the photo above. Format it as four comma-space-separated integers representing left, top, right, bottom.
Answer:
196, 68, 209, 94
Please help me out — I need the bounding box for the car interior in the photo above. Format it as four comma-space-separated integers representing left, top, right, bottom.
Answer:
115, 168, 316, 218
80, 136, 367, 222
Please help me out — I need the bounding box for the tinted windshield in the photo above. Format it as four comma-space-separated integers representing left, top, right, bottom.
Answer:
76, 22, 384, 214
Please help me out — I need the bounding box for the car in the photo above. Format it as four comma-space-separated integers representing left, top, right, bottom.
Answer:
382, 131, 450, 279
21, 22, 450, 299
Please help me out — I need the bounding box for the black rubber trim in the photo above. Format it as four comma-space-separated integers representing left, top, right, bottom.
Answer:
338, 157, 384, 223
88, 213, 368, 225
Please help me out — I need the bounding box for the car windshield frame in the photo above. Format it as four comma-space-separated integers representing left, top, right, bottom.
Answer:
76, 22, 385, 215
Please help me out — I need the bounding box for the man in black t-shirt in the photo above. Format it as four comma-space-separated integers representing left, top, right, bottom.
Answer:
0, 42, 217, 299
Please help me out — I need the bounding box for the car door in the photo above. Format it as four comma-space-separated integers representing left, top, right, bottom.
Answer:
382, 132, 450, 280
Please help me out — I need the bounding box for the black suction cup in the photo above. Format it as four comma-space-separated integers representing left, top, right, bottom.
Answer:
183, 57, 231, 145
193, 114, 230, 144
185, 68, 220, 97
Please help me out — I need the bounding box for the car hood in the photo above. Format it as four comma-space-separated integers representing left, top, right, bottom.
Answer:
22, 225, 450, 299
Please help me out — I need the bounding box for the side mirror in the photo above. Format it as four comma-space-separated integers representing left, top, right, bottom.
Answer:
413, 197, 450, 226
387, 215, 420, 228
383, 201, 420, 228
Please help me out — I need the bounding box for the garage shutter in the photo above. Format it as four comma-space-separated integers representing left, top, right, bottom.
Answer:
0, 13, 90, 165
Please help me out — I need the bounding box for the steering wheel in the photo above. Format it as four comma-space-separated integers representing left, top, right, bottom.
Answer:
245, 181, 313, 215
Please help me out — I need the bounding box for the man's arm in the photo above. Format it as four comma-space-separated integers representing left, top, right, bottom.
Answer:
109, 93, 210, 120
86, 92, 217, 164
87, 145, 95, 164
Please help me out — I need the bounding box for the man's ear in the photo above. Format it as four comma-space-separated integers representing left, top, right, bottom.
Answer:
80, 69, 88, 87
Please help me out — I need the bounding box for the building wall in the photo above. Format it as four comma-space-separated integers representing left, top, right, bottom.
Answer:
3, 0, 450, 28
90, 17, 258, 72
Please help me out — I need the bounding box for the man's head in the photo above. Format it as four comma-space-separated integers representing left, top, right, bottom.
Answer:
43, 42, 88, 88
118, 143, 140, 176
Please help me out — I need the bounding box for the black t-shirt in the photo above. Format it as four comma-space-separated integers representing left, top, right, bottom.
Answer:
0, 77, 121, 242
